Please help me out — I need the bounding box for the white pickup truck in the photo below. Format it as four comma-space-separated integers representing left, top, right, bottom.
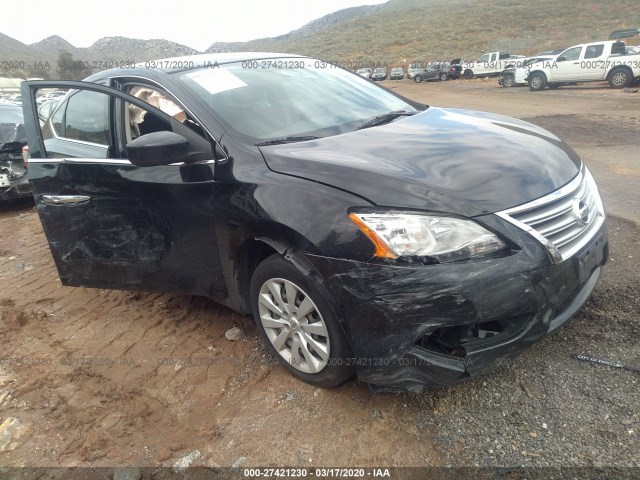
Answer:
526, 40, 640, 91
461, 51, 525, 79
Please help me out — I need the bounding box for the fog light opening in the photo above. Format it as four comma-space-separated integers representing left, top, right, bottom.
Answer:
476, 320, 504, 339
417, 320, 506, 357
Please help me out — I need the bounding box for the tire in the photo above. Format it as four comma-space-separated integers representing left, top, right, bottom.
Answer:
414, 75, 423, 83
528, 72, 547, 91
440, 72, 448, 81
608, 67, 632, 89
463, 69, 473, 80
502, 74, 515, 88
250, 254, 354, 387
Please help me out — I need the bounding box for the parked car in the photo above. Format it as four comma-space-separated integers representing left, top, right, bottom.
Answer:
527, 40, 640, 90
370, 68, 387, 81
444, 58, 463, 79
5, 94, 22, 104
21, 53, 608, 391
356, 68, 372, 79
390, 67, 405, 80
462, 51, 526, 79
0, 101, 31, 201
498, 55, 557, 87
608, 28, 640, 39
407, 61, 426, 80
413, 66, 444, 83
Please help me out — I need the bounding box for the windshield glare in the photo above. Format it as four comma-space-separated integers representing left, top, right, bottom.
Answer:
177, 59, 415, 143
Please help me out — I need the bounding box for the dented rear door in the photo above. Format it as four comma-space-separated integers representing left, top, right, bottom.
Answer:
21, 80, 227, 299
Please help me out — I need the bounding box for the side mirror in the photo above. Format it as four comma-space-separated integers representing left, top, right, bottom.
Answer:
126, 131, 189, 167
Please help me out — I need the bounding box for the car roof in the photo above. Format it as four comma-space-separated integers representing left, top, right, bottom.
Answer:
85, 52, 309, 83
140, 52, 304, 72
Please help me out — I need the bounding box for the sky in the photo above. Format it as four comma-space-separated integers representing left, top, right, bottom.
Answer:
3, 0, 388, 51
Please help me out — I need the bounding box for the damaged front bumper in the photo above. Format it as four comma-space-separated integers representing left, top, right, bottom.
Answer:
304, 220, 608, 391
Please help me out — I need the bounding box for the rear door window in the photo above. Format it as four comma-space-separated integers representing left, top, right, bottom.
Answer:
584, 44, 605, 59
52, 90, 110, 145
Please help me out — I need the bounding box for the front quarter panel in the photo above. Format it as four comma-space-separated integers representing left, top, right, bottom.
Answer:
211, 140, 378, 263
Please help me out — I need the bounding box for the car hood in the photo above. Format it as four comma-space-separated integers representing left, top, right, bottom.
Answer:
259, 107, 581, 216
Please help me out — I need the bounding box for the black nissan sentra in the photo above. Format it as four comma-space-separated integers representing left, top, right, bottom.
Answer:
21, 53, 607, 391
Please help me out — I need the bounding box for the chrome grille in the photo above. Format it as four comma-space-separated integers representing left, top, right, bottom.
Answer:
497, 167, 605, 263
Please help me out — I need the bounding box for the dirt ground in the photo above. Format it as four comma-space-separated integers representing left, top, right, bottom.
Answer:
0, 79, 639, 469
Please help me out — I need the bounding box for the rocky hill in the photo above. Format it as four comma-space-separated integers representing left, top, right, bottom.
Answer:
206, 0, 640, 66
2, 0, 640, 79
31, 35, 78, 55
0, 35, 199, 79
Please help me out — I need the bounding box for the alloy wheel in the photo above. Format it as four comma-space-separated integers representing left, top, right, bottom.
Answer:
612, 71, 627, 87
258, 278, 330, 374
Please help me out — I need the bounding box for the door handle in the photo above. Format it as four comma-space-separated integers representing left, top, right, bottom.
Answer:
42, 194, 90, 205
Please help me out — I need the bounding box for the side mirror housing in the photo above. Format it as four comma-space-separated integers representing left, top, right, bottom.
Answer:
126, 131, 189, 167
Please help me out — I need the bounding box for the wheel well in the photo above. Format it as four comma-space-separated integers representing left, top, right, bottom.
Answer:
235, 239, 279, 314
529, 70, 546, 79
608, 65, 632, 79
237, 237, 353, 346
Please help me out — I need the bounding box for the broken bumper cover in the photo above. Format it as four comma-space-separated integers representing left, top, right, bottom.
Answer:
0, 150, 31, 201
0, 171, 31, 200
305, 221, 608, 390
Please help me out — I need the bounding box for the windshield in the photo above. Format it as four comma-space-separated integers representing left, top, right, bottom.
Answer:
177, 59, 414, 144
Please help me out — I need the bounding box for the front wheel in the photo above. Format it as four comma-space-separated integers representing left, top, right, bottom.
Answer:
608, 67, 632, 88
502, 74, 515, 87
414, 75, 423, 83
440, 72, 448, 81
528, 72, 547, 91
250, 254, 354, 387
463, 69, 473, 80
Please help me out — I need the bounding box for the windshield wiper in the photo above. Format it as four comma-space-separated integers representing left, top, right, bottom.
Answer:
357, 110, 417, 130
255, 135, 321, 146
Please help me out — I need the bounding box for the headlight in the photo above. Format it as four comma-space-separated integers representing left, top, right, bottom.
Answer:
349, 212, 507, 262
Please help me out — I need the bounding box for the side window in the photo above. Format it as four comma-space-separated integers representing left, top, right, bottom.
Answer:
558, 47, 582, 62
490, 53, 497, 62
40, 88, 112, 159
127, 86, 180, 140
611, 42, 625, 55
120, 84, 214, 162
499, 52, 509, 60
584, 45, 604, 59
124, 86, 207, 142
58, 91, 110, 145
